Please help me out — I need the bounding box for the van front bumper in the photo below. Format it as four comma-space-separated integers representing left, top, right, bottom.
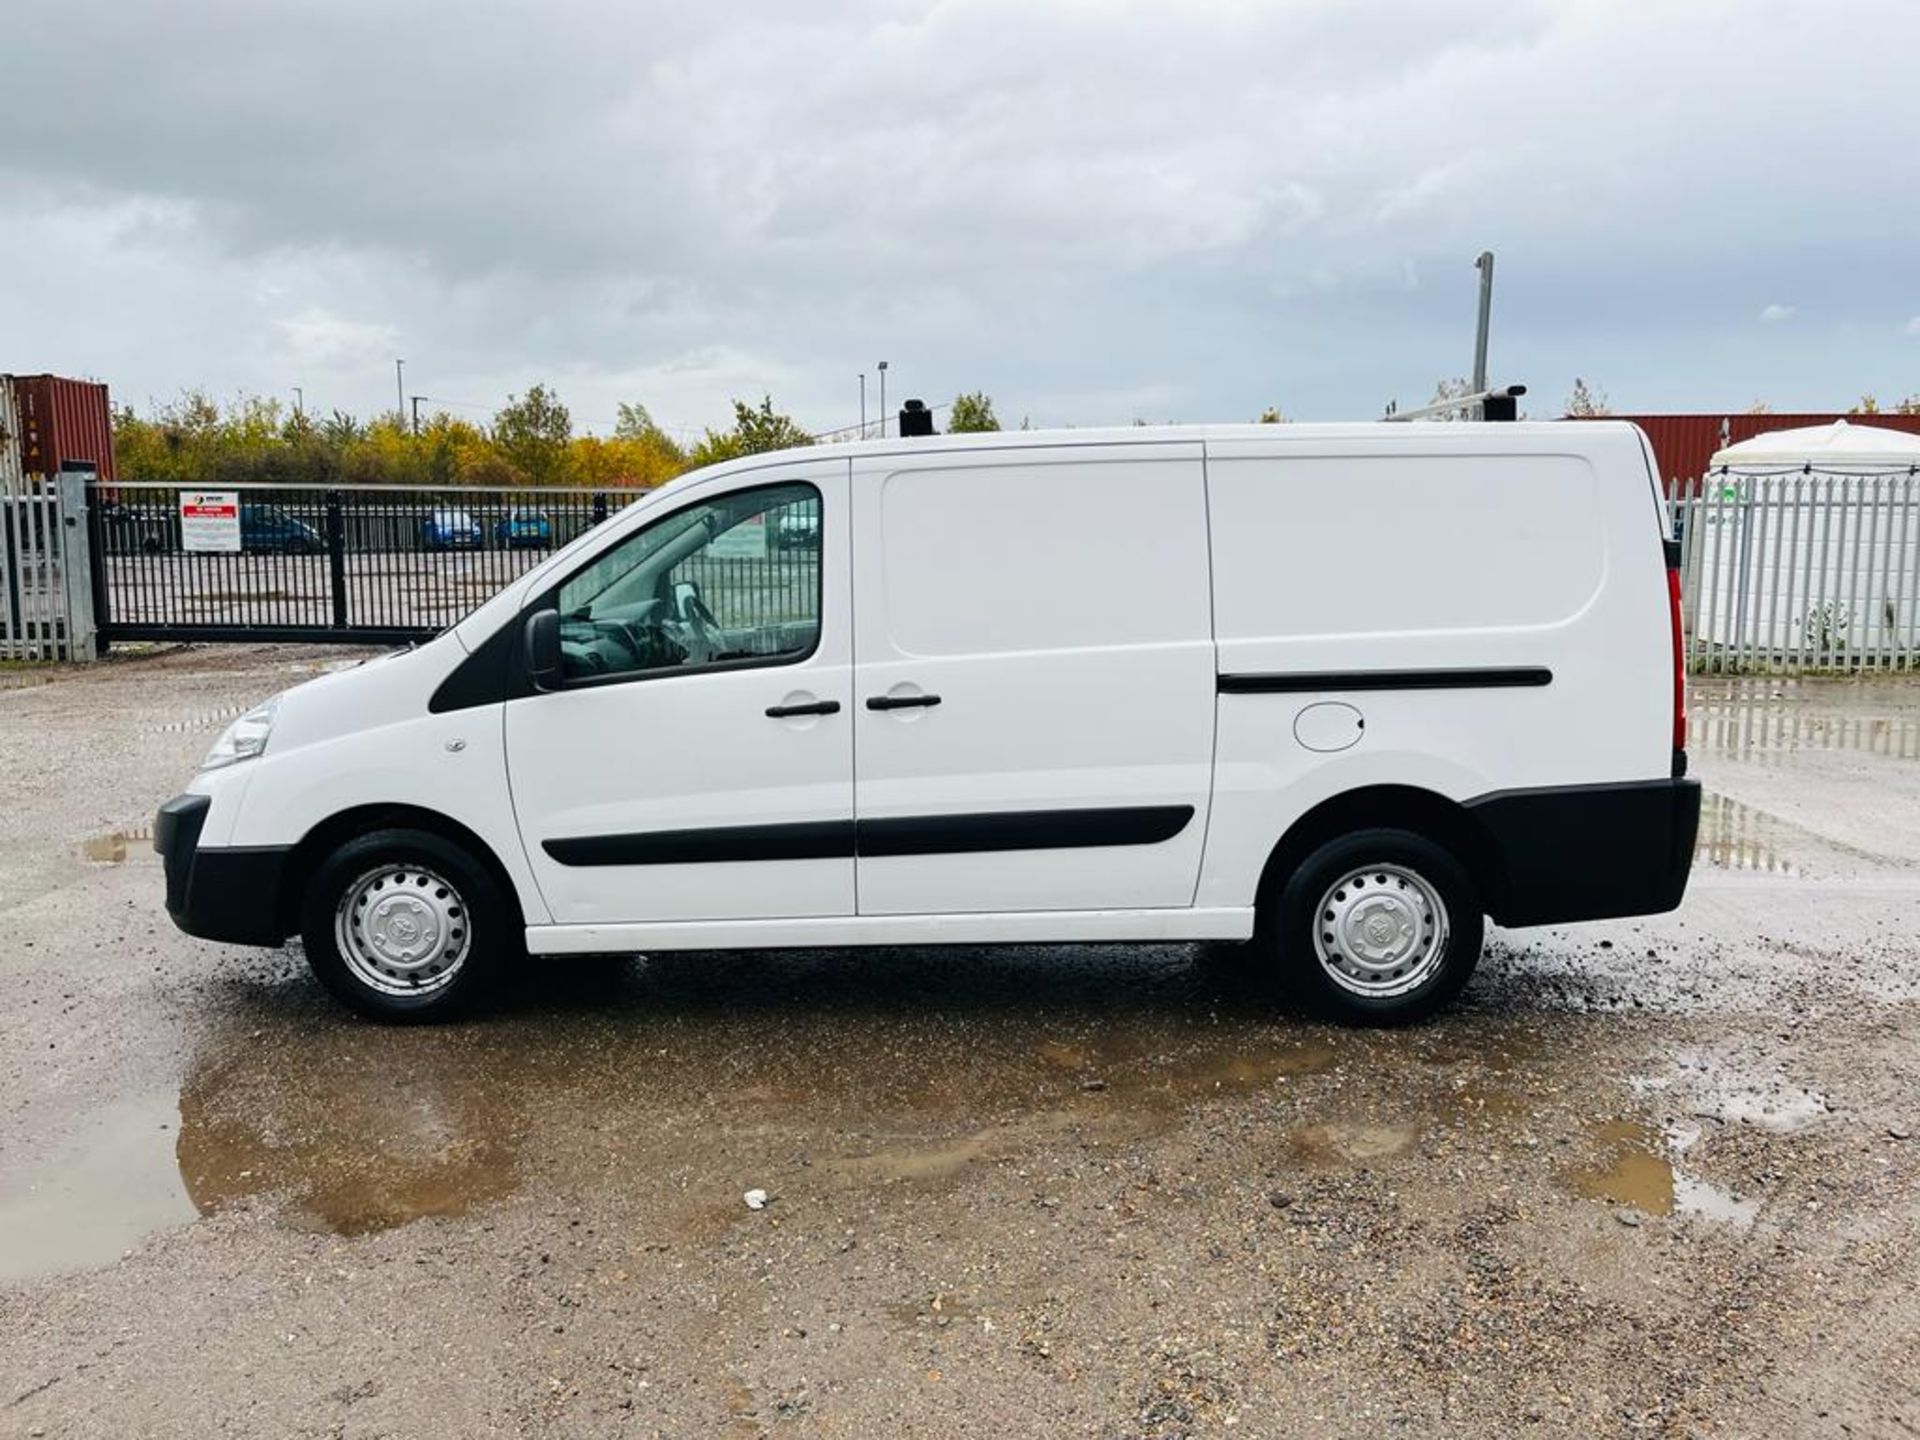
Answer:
1467, 777, 1702, 928
155, 793, 291, 947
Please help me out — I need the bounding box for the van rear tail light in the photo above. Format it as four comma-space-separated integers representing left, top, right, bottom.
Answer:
1665, 539, 1687, 753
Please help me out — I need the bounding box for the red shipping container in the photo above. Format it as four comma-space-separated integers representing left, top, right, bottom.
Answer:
1572, 412, 1920, 494
6, 374, 116, 482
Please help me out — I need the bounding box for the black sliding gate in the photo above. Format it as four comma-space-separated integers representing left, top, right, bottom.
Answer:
87, 483, 632, 646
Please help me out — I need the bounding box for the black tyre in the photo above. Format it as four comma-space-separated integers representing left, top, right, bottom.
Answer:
1271, 828, 1483, 1026
299, 828, 514, 1021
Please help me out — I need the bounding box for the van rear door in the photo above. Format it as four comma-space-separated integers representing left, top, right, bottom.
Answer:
849, 444, 1215, 915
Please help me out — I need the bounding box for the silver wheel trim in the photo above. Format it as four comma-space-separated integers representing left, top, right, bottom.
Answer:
333, 862, 472, 998
1310, 863, 1450, 999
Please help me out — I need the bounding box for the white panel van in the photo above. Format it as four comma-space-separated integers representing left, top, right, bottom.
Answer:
155, 422, 1700, 1025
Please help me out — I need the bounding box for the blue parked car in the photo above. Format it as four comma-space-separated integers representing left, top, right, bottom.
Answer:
420, 508, 484, 551
241, 505, 323, 554
494, 507, 553, 549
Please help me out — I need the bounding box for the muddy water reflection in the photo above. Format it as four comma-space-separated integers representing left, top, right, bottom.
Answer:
178, 1042, 522, 1234
1691, 682, 1920, 763
1568, 1120, 1676, 1213
1696, 792, 1799, 874
1564, 1119, 1758, 1226
164, 950, 1543, 1242
1693, 790, 1902, 875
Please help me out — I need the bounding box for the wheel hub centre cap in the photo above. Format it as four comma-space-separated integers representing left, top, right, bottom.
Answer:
1344, 896, 1418, 967
368, 896, 439, 965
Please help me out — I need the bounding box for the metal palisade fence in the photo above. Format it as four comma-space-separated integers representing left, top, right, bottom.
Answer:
2, 471, 95, 661
1670, 468, 1920, 675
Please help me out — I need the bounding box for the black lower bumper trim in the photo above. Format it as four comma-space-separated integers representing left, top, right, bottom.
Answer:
155, 793, 292, 946
1466, 777, 1701, 928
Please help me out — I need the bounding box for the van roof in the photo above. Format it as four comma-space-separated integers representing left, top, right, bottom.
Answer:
677, 418, 1646, 489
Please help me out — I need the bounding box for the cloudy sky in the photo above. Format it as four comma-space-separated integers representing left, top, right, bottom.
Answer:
5, 0, 1919, 437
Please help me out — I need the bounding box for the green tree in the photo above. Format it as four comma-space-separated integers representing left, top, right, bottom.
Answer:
948, 391, 1000, 432
688, 396, 813, 468
614, 401, 667, 444
320, 410, 366, 448
1257, 405, 1288, 424
492, 383, 573, 484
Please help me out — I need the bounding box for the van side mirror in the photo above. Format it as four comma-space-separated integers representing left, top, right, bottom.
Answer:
524, 609, 562, 688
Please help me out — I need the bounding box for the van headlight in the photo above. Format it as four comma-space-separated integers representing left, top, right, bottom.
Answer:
201, 696, 280, 771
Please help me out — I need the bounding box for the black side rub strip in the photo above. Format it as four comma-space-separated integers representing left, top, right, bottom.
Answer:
858, 805, 1192, 857
1218, 666, 1552, 694
545, 820, 855, 867
542, 805, 1195, 867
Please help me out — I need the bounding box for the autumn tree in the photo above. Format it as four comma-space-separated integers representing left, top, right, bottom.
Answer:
600, 400, 688, 486
948, 391, 1000, 432
492, 383, 572, 484
687, 396, 813, 468
1257, 405, 1288, 423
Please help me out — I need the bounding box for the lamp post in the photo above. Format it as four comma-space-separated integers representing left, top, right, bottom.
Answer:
860, 373, 867, 440
292, 386, 304, 417
877, 360, 889, 438
395, 359, 405, 422
1471, 251, 1495, 414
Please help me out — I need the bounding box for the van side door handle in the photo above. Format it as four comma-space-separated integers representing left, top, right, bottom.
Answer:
866, 693, 942, 711
765, 699, 841, 718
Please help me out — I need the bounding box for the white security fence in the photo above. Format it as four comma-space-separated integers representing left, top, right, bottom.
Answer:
1671, 470, 1920, 675
0, 472, 96, 662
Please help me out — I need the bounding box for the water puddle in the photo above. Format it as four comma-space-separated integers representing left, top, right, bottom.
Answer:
1691, 683, 1920, 763
81, 824, 153, 864
0, 955, 1578, 1279
1290, 1122, 1418, 1164
82, 832, 128, 863
1565, 1119, 1757, 1226
0, 1091, 197, 1281
1673, 1054, 1830, 1133
175, 1043, 523, 1236
1673, 1174, 1761, 1226
1693, 791, 1902, 875
1695, 793, 1799, 874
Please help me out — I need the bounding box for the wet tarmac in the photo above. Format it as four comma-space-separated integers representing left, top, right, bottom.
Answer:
2, 653, 1918, 1437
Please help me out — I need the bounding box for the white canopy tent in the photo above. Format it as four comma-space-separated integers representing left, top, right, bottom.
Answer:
1690, 420, 1920, 664
1710, 418, 1920, 469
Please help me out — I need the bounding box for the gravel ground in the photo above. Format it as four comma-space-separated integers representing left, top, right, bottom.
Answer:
0, 648, 1916, 1439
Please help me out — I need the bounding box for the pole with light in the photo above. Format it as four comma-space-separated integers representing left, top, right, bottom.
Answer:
877, 360, 889, 438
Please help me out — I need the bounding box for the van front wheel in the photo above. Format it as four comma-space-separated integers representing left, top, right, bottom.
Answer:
1274, 829, 1482, 1025
299, 828, 508, 1021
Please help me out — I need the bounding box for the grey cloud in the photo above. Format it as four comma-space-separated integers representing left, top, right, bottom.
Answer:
3, 0, 1918, 429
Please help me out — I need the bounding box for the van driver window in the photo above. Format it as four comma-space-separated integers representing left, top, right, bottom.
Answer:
553, 482, 821, 682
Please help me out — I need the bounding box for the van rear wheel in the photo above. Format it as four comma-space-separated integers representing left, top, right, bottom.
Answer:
299, 828, 508, 1021
1273, 828, 1482, 1025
